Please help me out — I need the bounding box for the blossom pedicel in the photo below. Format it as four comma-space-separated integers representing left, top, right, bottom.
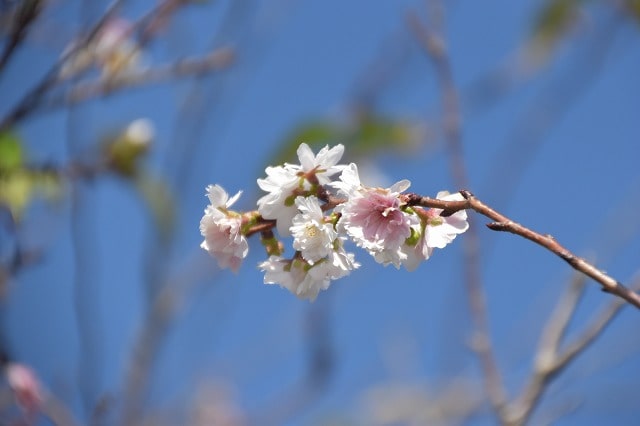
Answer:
200, 143, 468, 300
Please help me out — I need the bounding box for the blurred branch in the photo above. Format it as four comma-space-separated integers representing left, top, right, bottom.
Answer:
80, 46, 231, 98
41, 393, 82, 426
0, 0, 44, 75
404, 191, 640, 309
502, 273, 639, 425
121, 252, 216, 426
252, 299, 334, 426
0, 245, 42, 297
38, 47, 234, 123
66, 99, 104, 418
502, 273, 587, 425
122, 281, 178, 426
0, 0, 124, 132
558, 284, 635, 365
406, 4, 508, 417
0, 365, 80, 426
0, 0, 204, 132
0, 389, 81, 426
137, 0, 191, 46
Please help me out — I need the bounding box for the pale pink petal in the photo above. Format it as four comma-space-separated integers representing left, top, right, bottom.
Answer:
389, 179, 411, 194
206, 184, 229, 208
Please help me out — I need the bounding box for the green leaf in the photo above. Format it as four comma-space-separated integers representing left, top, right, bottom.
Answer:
271, 122, 341, 166
531, 0, 582, 50
0, 170, 32, 221
270, 114, 420, 168
0, 168, 63, 222
103, 133, 150, 178
349, 115, 417, 156
0, 131, 24, 172
626, 0, 640, 23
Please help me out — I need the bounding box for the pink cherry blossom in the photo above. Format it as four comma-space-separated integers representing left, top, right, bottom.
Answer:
334, 163, 418, 267
6, 363, 43, 417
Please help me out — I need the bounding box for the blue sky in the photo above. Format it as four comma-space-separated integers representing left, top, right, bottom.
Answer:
2, 0, 640, 424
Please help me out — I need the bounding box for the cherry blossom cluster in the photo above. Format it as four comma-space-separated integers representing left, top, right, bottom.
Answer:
200, 143, 469, 301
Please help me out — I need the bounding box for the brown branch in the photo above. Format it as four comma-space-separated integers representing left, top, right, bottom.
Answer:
404, 191, 640, 309
245, 218, 277, 238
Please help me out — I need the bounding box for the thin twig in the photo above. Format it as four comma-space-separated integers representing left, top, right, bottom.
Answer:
404, 191, 640, 309
241, 188, 640, 310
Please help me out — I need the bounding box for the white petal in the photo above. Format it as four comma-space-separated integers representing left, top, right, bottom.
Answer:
294, 195, 323, 221
226, 190, 243, 208
437, 191, 463, 201
206, 184, 228, 208
331, 163, 361, 197
275, 207, 298, 236
401, 245, 423, 271
389, 179, 411, 194
296, 143, 315, 170
317, 144, 344, 168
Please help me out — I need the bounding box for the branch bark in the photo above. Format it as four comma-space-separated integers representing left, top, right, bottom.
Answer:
404, 191, 640, 309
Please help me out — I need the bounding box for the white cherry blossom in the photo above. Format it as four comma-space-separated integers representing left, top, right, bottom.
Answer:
257, 165, 301, 236
295, 143, 345, 184
257, 143, 346, 236
200, 185, 249, 272
260, 241, 358, 301
260, 257, 331, 301
290, 196, 337, 264
201, 143, 470, 300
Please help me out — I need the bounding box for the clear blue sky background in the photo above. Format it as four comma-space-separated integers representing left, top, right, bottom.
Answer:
2, 0, 640, 424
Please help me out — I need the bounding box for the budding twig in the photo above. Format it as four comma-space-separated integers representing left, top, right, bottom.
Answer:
405, 191, 640, 309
